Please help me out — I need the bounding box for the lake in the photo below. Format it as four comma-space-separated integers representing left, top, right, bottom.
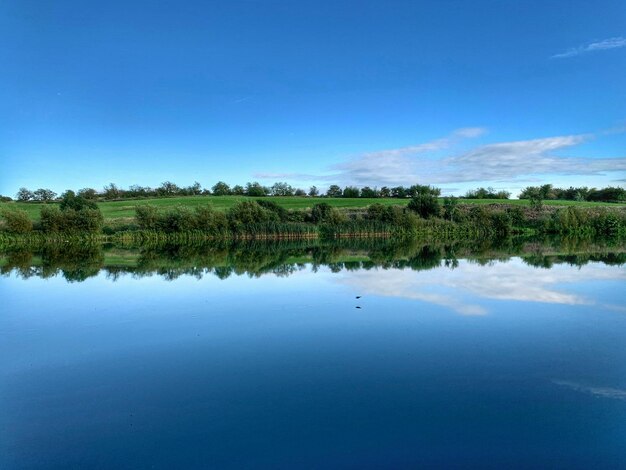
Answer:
1, 239, 625, 468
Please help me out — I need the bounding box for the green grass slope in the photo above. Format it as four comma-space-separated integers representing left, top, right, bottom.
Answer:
1, 196, 623, 225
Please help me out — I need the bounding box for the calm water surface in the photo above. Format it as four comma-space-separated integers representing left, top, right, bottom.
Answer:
1, 244, 625, 468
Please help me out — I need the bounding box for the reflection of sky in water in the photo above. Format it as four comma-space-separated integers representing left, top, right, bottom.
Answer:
2, 256, 626, 468
339, 258, 626, 315
552, 380, 626, 401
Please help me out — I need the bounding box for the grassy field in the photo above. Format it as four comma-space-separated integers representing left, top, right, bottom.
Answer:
1, 196, 623, 225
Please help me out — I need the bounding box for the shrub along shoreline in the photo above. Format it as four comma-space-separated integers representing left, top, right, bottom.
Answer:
1, 189, 625, 247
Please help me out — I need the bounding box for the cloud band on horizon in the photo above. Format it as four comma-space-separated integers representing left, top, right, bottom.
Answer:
254, 128, 626, 189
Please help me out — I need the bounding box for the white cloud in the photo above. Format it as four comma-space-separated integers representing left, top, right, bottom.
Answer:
252, 127, 626, 191
330, 127, 488, 187
357, 127, 487, 160
329, 131, 626, 187
552, 36, 626, 59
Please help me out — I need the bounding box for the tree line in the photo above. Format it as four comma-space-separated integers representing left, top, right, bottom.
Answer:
8, 182, 447, 201
519, 184, 625, 203
5, 181, 624, 203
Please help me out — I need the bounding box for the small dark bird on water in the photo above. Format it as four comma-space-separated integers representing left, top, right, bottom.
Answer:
356, 296, 361, 299
356, 306, 361, 309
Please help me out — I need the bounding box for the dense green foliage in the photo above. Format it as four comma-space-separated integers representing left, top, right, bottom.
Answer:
519, 184, 625, 203
136, 204, 229, 235
40, 206, 104, 233
0, 208, 33, 234
39, 191, 104, 233
407, 186, 442, 219
59, 190, 99, 211
463, 187, 511, 199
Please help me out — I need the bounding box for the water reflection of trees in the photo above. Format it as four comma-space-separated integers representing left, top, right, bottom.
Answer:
1, 244, 103, 282
1, 236, 624, 282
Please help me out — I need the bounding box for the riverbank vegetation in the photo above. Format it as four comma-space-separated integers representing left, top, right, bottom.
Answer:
1, 185, 625, 246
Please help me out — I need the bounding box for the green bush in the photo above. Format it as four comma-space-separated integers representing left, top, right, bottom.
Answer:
309, 203, 345, 224
40, 205, 103, 233
135, 205, 160, 230
59, 190, 98, 211
408, 193, 441, 219
367, 204, 412, 226
256, 199, 289, 221
554, 206, 588, 233
160, 206, 196, 232
489, 211, 512, 235
40, 206, 64, 232
193, 205, 229, 235
284, 209, 307, 223
309, 203, 333, 223
228, 201, 278, 229
592, 210, 622, 235
1, 208, 33, 233
366, 203, 386, 221
506, 206, 525, 228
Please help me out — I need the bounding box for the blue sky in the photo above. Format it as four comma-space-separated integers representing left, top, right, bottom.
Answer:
2, 0, 625, 196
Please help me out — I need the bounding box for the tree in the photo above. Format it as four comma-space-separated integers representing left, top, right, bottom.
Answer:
16, 187, 33, 202
308, 185, 319, 197
187, 181, 202, 195
231, 185, 245, 195
245, 182, 268, 197
77, 188, 98, 200
212, 181, 231, 196
408, 192, 441, 218
587, 186, 626, 203
294, 188, 306, 197
342, 186, 360, 198
33, 188, 57, 202
360, 186, 378, 198
408, 184, 440, 198
539, 184, 554, 200
464, 187, 511, 199
59, 190, 98, 211
391, 186, 407, 198
102, 183, 121, 200
270, 182, 295, 196
326, 185, 342, 197
158, 181, 180, 196
379, 186, 391, 198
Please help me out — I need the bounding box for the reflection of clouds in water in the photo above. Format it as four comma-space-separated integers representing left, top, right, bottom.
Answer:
553, 380, 626, 401
603, 304, 626, 313
339, 259, 626, 315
